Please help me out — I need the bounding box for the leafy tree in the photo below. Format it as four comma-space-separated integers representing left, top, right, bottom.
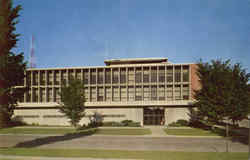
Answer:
194, 59, 250, 125
59, 78, 85, 128
0, 0, 26, 128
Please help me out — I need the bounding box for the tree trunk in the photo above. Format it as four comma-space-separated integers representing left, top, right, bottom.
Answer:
0, 110, 10, 128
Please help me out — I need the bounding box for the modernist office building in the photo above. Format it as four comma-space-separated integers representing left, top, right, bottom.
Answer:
15, 58, 200, 126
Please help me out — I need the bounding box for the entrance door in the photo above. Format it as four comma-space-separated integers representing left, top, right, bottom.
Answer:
143, 108, 165, 125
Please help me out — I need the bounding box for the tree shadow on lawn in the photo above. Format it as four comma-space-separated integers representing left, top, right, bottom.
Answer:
206, 127, 248, 145
14, 129, 97, 148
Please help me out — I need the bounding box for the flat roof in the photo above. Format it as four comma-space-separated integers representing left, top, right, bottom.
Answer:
104, 57, 168, 66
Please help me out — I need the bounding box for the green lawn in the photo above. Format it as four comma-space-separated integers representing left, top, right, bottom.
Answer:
0, 148, 247, 160
0, 127, 151, 135
0, 127, 77, 135
164, 128, 221, 136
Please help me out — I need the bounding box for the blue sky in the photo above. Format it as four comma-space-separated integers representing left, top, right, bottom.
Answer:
13, 0, 250, 72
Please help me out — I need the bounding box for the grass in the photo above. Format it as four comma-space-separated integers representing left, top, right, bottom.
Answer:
0, 148, 247, 160
164, 128, 221, 136
0, 127, 151, 135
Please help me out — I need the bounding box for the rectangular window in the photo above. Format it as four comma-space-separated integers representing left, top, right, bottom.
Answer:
183, 66, 189, 82
40, 88, 46, 102
90, 70, 96, 84
47, 88, 53, 102
48, 71, 53, 85
105, 69, 111, 84
158, 67, 165, 83
167, 67, 173, 83
55, 88, 60, 102
61, 70, 67, 85
183, 85, 189, 100
32, 71, 38, 85
175, 66, 181, 82
84, 87, 89, 102
90, 87, 96, 101
26, 89, 31, 102
166, 85, 173, 100
97, 87, 104, 101
83, 70, 89, 84
26, 72, 31, 86
105, 87, 111, 101
151, 67, 157, 83
143, 86, 150, 101
76, 70, 81, 80
151, 86, 157, 100
175, 85, 181, 100
112, 69, 119, 84
128, 68, 134, 84
143, 68, 149, 83
97, 69, 104, 84
135, 68, 142, 83
158, 85, 165, 100
40, 71, 45, 85
55, 71, 60, 85
128, 86, 134, 101
113, 87, 119, 101
135, 86, 142, 101
120, 86, 127, 101
120, 69, 126, 84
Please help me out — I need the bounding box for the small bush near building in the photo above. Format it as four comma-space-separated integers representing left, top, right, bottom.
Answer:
168, 119, 189, 127
102, 120, 141, 127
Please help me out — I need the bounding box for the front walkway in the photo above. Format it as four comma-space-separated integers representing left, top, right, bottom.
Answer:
143, 125, 167, 137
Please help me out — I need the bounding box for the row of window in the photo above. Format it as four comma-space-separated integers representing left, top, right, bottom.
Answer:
25, 66, 189, 86
20, 85, 190, 103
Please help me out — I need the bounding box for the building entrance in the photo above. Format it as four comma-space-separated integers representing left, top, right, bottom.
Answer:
143, 107, 165, 125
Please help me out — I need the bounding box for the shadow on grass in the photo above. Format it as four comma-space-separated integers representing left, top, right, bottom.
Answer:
193, 125, 248, 145
14, 129, 97, 148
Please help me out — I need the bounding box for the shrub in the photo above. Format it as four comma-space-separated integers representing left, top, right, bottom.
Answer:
176, 119, 189, 126
168, 119, 189, 127
102, 120, 141, 127
121, 120, 133, 126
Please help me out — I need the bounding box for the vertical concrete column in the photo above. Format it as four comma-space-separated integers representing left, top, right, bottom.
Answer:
189, 65, 192, 100
24, 71, 27, 102
30, 71, 33, 102
38, 70, 40, 86
52, 70, 55, 102
81, 69, 83, 81
96, 68, 98, 102
45, 70, 48, 102
88, 69, 90, 102
118, 67, 121, 101
142, 67, 144, 100
157, 66, 159, 101
134, 67, 136, 101
173, 65, 175, 100
165, 65, 167, 100
111, 68, 113, 101
180, 65, 183, 100
126, 67, 128, 101
102, 68, 106, 101
149, 66, 152, 100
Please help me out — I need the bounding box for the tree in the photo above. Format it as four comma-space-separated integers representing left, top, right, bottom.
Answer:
0, 0, 26, 128
194, 59, 250, 125
59, 78, 85, 128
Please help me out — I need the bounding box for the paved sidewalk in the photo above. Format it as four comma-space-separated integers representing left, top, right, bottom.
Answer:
0, 155, 141, 160
143, 126, 167, 137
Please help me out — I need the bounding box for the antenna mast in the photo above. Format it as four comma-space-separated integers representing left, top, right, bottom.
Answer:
29, 35, 36, 68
